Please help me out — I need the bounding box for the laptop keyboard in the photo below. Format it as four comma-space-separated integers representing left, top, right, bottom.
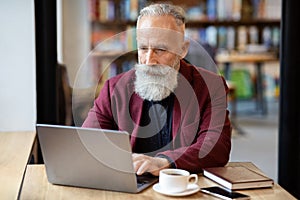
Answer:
136, 173, 158, 188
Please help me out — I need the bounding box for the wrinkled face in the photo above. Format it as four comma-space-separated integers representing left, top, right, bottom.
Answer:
136, 15, 189, 71
134, 15, 189, 101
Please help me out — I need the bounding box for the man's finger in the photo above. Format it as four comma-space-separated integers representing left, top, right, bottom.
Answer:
133, 159, 143, 173
136, 159, 151, 175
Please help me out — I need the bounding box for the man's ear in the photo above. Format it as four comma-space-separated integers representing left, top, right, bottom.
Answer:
180, 40, 190, 59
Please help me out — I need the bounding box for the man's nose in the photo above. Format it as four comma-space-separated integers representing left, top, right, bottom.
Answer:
145, 49, 157, 65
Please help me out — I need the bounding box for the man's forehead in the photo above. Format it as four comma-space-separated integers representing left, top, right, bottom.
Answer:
137, 28, 184, 40
136, 28, 185, 51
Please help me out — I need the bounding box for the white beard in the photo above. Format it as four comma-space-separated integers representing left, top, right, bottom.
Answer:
134, 63, 179, 101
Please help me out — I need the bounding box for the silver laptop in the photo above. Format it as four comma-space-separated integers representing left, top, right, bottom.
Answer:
36, 124, 158, 193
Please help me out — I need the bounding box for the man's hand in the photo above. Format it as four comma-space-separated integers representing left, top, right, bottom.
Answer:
132, 153, 170, 176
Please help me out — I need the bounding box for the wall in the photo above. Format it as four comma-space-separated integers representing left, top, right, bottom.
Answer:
0, 0, 36, 131
58, 0, 91, 87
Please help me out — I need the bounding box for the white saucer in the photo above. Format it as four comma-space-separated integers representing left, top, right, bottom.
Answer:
152, 183, 200, 197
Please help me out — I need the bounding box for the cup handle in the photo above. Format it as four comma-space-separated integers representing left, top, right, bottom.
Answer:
188, 174, 198, 184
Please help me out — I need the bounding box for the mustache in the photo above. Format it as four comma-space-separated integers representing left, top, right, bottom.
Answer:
134, 64, 175, 76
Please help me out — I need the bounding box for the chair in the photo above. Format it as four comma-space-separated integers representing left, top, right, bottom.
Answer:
226, 80, 245, 135
226, 80, 237, 118
31, 64, 73, 164
56, 63, 73, 126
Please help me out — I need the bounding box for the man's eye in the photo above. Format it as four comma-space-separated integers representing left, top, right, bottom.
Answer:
155, 48, 166, 53
139, 47, 148, 51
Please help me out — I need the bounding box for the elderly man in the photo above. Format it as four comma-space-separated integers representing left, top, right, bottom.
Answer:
82, 3, 231, 176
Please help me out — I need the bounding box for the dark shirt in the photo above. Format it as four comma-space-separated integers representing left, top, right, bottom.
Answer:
134, 93, 174, 157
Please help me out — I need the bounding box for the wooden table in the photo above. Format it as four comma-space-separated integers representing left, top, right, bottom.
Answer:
19, 162, 296, 200
216, 53, 279, 115
0, 131, 36, 199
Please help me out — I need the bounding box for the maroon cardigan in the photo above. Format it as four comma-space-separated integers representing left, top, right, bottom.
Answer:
82, 60, 232, 173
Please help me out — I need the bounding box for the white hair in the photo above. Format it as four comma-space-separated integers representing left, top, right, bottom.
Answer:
137, 3, 186, 26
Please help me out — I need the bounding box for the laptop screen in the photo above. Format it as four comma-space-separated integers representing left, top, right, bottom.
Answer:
36, 124, 157, 193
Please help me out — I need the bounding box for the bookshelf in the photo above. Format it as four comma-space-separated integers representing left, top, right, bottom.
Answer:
88, 0, 281, 94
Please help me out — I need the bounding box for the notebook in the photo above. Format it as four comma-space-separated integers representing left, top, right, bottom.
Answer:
203, 165, 274, 190
36, 124, 158, 193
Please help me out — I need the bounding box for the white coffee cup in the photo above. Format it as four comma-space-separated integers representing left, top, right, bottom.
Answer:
159, 169, 198, 193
